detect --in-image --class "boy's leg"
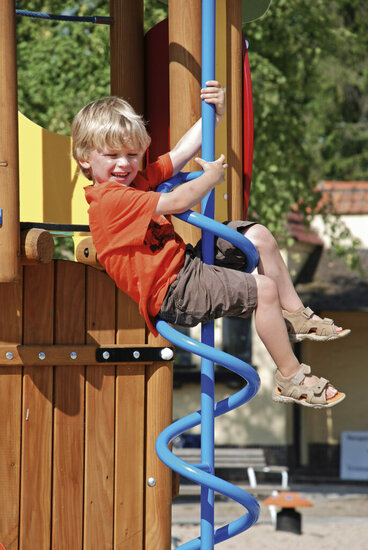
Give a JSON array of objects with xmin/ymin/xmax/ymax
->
[
  {"xmin": 242, "ymin": 224, "xmax": 343, "ymax": 331},
  {"xmin": 252, "ymin": 272, "xmax": 337, "ymax": 400}
]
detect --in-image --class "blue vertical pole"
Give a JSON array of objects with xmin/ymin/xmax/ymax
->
[{"xmin": 200, "ymin": 1, "xmax": 216, "ymax": 548}]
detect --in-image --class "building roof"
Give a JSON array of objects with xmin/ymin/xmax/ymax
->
[
  {"xmin": 284, "ymin": 181, "xmax": 368, "ymax": 311},
  {"xmin": 296, "ymin": 250, "xmax": 368, "ymax": 311},
  {"xmin": 316, "ymin": 181, "xmax": 368, "ymax": 215},
  {"xmin": 287, "ymin": 211, "xmax": 324, "ymax": 246}
]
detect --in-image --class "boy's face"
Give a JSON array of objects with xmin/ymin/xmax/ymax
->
[{"xmin": 80, "ymin": 146, "xmax": 144, "ymax": 187}]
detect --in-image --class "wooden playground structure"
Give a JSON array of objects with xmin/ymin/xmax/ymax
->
[{"xmin": 0, "ymin": 1, "xmax": 251, "ymax": 548}]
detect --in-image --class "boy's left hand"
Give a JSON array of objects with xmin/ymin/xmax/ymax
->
[{"xmin": 200, "ymin": 81, "xmax": 225, "ymax": 118}]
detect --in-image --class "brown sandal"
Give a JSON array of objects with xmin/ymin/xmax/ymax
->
[
  {"xmin": 282, "ymin": 306, "xmax": 351, "ymax": 342},
  {"xmin": 272, "ymin": 364, "xmax": 346, "ymax": 409}
]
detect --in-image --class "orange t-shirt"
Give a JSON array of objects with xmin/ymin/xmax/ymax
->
[{"xmin": 84, "ymin": 153, "xmax": 186, "ymax": 335}]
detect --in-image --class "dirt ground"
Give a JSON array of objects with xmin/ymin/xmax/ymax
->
[{"xmin": 172, "ymin": 484, "xmax": 368, "ymax": 549}]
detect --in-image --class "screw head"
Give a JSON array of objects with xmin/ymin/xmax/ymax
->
[
  {"xmin": 133, "ymin": 350, "xmax": 140, "ymax": 359},
  {"xmin": 102, "ymin": 351, "xmax": 110, "ymax": 360},
  {"xmin": 147, "ymin": 477, "xmax": 156, "ymax": 487},
  {"xmin": 38, "ymin": 352, "xmax": 46, "ymax": 360},
  {"xmin": 160, "ymin": 347, "xmax": 174, "ymax": 361},
  {"xmin": 5, "ymin": 352, "xmax": 14, "ymax": 360},
  {"xmin": 70, "ymin": 352, "xmax": 77, "ymax": 360}
]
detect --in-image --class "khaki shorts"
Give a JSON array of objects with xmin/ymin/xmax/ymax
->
[{"xmin": 159, "ymin": 220, "xmax": 258, "ymax": 327}]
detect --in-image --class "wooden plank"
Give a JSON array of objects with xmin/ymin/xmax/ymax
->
[
  {"xmin": 84, "ymin": 268, "xmax": 115, "ymax": 550},
  {"xmin": 0, "ymin": 278, "xmax": 22, "ymax": 549},
  {"xmin": 169, "ymin": 0, "xmax": 202, "ymax": 245},
  {"xmin": 114, "ymin": 290, "xmax": 146, "ymax": 550},
  {"xmin": 110, "ymin": 0, "xmax": 144, "ymax": 115},
  {"xmin": 19, "ymin": 263, "xmax": 54, "ymax": 550},
  {"xmin": 226, "ymin": 0, "xmax": 243, "ymax": 221},
  {"xmin": 145, "ymin": 332, "xmax": 173, "ymax": 550},
  {"xmin": 52, "ymin": 261, "xmax": 85, "ymax": 550},
  {"xmin": 0, "ymin": 0, "xmax": 21, "ymax": 282}
]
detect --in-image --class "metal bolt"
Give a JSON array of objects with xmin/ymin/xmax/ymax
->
[
  {"xmin": 70, "ymin": 352, "xmax": 77, "ymax": 360},
  {"xmin": 84, "ymin": 247, "xmax": 89, "ymax": 258},
  {"xmin": 133, "ymin": 350, "xmax": 140, "ymax": 359},
  {"xmin": 5, "ymin": 352, "xmax": 13, "ymax": 360},
  {"xmin": 102, "ymin": 351, "xmax": 110, "ymax": 360},
  {"xmin": 38, "ymin": 352, "xmax": 46, "ymax": 360},
  {"xmin": 147, "ymin": 477, "xmax": 156, "ymax": 487},
  {"xmin": 160, "ymin": 347, "xmax": 174, "ymax": 361}
]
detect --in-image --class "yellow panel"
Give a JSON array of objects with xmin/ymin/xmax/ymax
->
[
  {"xmin": 18, "ymin": 112, "xmax": 44, "ymax": 222},
  {"xmin": 18, "ymin": 112, "xmax": 89, "ymax": 226}
]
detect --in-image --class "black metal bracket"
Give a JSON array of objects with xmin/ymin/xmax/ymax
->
[{"xmin": 96, "ymin": 347, "xmax": 175, "ymax": 363}]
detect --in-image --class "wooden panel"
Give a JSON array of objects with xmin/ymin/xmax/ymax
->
[
  {"xmin": 114, "ymin": 291, "xmax": 145, "ymax": 549},
  {"xmin": 52, "ymin": 261, "xmax": 85, "ymax": 550},
  {"xmin": 84, "ymin": 268, "xmax": 115, "ymax": 550},
  {"xmin": 145, "ymin": 334, "xmax": 173, "ymax": 550},
  {"xmin": 169, "ymin": 0, "xmax": 202, "ymax": 245},
  {"xmin": 20, "ymin": 263, "xmax": 54, "ymax": 550},
  {"xmin": 0, "ymin": 279, "xmax": 22, "ymax": 549},
  {"xmin": 110, "ymin": 0, "xmax": 144, "ymax": 115}
]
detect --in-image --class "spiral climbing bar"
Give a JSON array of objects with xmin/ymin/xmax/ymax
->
[
  {"xmin": 155, "ymin": 322, "xmax": 260, "ymax": 549},
  {"xmin": 155, "ymin": 1, "xmax": 261, "ymax": 547}
]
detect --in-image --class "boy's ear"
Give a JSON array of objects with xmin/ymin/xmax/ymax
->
[{"xmin": 79, "ymin": 159, "xmax": 91, "ymax": 169}]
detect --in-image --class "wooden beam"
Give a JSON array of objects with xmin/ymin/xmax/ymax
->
[
  {"xmin": 145, "ymin": 332, "xmax": 173, "ymax": 550},
  {"xmin": 110, "ymin": 0, "xmax": 144, "ymax": 115},
  {"xmin": 0, "ymin": 1, "xmax": 21, "ymax": 281},
  {"xmin": 19, "ymin": 263, "xmax": 54, "ymax": 549},
  {"xmin": 21, "ymin": 228, "xmax": 54, "ymax": 265},
  {"xmin": 169, "ymin": 0, "xmax": 202, "ymax": 245},
  {"xmin": 0, "ymin": 277, "xmax": 22, "ymax": 548},
  {"xmin": 226, "ymin": 0, "xmax": 243, "ymax": 220},
  {"xmin": 75, "ymin": 237, "xmax": 103, "ymax": 270}
]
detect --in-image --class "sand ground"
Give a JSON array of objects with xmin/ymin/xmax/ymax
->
[{"xmin": 171, "ymin": 484, "xmax": 368, "ymax": 549}]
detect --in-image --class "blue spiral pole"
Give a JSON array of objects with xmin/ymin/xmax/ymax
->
[
  {"xmin": 200, "ymin": 1, "xmax": 217, "ymax": 546},
  {"xmin": 156, "ymin": 1, "xmax": 261, "ymax": 547}
]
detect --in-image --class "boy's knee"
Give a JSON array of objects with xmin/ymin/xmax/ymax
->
[
  {"xmin": 254, "ymin": 274, "xmax": 278, "ymax": 303},
  {"xmin": 247, "ymin": 224, "xmax": 277, "ymax": 253}
]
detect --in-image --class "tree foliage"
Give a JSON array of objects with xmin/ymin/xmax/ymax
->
[
  {"xmin": 15, "ymin": 1, "xmax": 367, "ymax": 266},
  {"xmin": 243, "ymin": 0, "xmax": 366, "ymax": 268},
  {"xmin": 16, "ymin": 1, "xmax": 111, "ymax": 134}
]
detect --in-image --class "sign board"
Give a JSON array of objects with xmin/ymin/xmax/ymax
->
[{"xmin": 340, "ymin": 431, "xmax": 368, "ymax": 480}]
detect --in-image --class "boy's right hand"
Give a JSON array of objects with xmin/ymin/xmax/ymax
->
[
  {"xmin": 195, "ymin": 154, "xmax": 227, "ymax": 187},
  {"xmin": 155, "ymin": 154, "xmax": 227, "ymax": 216}
]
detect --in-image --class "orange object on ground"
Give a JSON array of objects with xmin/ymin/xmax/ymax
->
[{"xmin": 264, "ymin": 491, "xmax": 313, "ymax": 508}]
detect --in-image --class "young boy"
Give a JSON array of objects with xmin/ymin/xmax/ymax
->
[{"xmin": 72, "ymin": 81, "xmax": 350, "ymax": 409}]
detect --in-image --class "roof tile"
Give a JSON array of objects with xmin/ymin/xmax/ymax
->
[{"xmin": 316, "ymin": 181, "xmax": 368, "ymax": 214}]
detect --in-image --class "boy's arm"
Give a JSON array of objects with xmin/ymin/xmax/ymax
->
[
  {"xmin": 155, "ymin": 155, "xmax": 227, "ymax": 216},
  {"xmin": 169, "ymin": 81, "xmax": 225, "ymax": 176}
]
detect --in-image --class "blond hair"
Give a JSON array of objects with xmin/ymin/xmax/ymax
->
[{"xmin": 72, "ymin": 96, "xmax": 151, "ymax": 179}]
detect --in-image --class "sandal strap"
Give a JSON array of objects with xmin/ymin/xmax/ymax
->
[
  {"xmin": 282, "ymin": 307, "xmax": 339, "ymax": 337},
  {"xmin": 275, "ymin": 364, "xmax": 330, "ymax": 405},
  {"xmin": 300, "ymin": 306, "xmax": 314, "ymax": 319},
  {"xmin": 292, "ymin": 364, "xmax": 310, "ymax": 384}
]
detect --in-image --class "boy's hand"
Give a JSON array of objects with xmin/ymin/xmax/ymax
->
[
  {"xmin": 200, "ymin": 81, "xmax": 225, "ymax": 118},
  {"xmin": 195, "ymin": 154, "xmax": 227, "ymax": 186}
]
